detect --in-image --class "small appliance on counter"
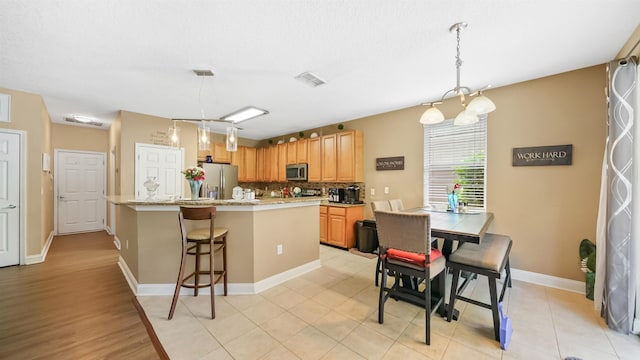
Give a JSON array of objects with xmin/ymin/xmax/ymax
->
[
  {"xmin": 343, "ymin": 185, "xmax": 363, "ymax": 204},
  {"xmin": 328, "ymin": 188, "xmax": 345, "ymax": 203}
]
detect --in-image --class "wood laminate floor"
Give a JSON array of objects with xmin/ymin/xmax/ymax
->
[{"xmin": 0, "ymin": 231, "xmax": 165, "ymax": 360}]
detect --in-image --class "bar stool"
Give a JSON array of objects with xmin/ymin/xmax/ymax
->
[
  {"xmin": 168, "ymin": 206, "xmax": 228, "ymax": 320},
  {"xmin": 446, "ymin": 233, "xmax": 512, "ymax": 341}
]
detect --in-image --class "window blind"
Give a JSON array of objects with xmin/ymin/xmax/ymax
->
[{"xmin": 423, "ymin": 117, "xmax": 487, "ymax": 209}]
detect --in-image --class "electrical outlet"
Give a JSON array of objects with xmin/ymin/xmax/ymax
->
[
  {"xmin": 384, "ymin": 186, "xmax": 389, "ymax": 194},
  {"xmin": 277, "ymin": 244, "xmax": 283, "ymax": 255},
  {"xmin": 370, "ymin": 188, "xmax": 375, "ymax": 196}
]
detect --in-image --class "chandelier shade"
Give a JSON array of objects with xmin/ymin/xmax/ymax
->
[
  {"xmin": 198, "ymin": 121, "xmax": 210, "ymax": 151},
  {"xmin": 420, "ymin": 22, "xmax": 495, "ymax": 126},
  {"xmin": 419, "ymin": 106, "xmax": 445, "ymax": 124}
]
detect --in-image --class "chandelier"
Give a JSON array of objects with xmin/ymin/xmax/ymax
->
[{"xmin": 419, "ymin": 22, "xmax": 496, "ymax": 126}]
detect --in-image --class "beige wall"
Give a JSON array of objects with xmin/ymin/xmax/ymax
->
[
  {"xmin": 51, "ymin": 123, "xmax": 109, "ymax": 153},
  {"xmin": 0, "ymin": 88, "xmax": 53, "ymax": 257},
  {"xmin": 350, "ymin": 65, "xmax": 606, "ymax": 281}
]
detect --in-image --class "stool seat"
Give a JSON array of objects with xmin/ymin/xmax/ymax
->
[
  {"xmin": 449, "ymin": 233, "xmax": 511, "ymax": 272},
  {"xmin": 187, "ymin": 227, "xmax": 229, "ymax": 241},
  {"xmin": 446, "ymin": 233, "xmax": 512, "ymax": 342}
]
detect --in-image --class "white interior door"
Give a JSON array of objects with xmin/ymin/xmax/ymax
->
[
  {"xmin": 135, "ymin": 143, "xmax": 183, "ymax": 199},
  {"xmin": 56, "ymin": 150, "xmax": 106, "ymax": 234},
  {"xmin": 0, "ymin": 131, "xmax": 20, "ymax": 267}
]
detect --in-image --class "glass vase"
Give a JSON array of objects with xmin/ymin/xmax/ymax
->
[
  {"xmin": 188, "ymin": 180, "xmax": 202, "ymax": 200},
  {"xmin": 448, "ymin": 193, "xmax": 459, "ymax": 212}
]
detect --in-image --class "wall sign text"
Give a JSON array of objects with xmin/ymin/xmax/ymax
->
[
  {"xmin": 376, "ymin": 156, "xmax": 405, "ymax": 170},
  {"xmin": 512, "ymin": 144, "xmax": 572, "ymax": 166}
]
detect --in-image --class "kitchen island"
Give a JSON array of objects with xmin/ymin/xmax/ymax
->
[{"xmin": 107, "ymin": 196, "xmax": 324, "ymax": 296}]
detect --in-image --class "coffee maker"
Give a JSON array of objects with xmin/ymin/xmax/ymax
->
[
  {"xmin": 343, "ymin": 185, "xmax": 362, "ymax": 204},
  {"xmin": 328, "ymin": 188, "xmax": 345, "ymax": 203}
]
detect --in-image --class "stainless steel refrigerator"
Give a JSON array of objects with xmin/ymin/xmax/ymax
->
[{"xmin": 199, "ymin": 163, "xmax": 239, "ymax": 199}]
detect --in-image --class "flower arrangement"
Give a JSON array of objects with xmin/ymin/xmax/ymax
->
[
  {"xmin": 447, "ymin": 183, "xmax": 462, "ymax": 195},
  {"xmin": 182, "ymin": 166, "xmax": 205, "ymax": 181}
]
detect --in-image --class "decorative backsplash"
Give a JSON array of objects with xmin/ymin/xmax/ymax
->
[{"xmin": 239, "ymin": 181, "xmax": 366, "ymax": 201}]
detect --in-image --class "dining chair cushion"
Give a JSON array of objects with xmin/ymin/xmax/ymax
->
[
  {"xmin": 387, "ymin": 251, "xmax": 446, "ymax": 275},
  {"xmin": 448, "ymin": 233, "xmax": 511, "ymax": 272},
  {"xmin": 187, "ymin": 227, "xmax": 229, "ymax": 241},
  {"xmin": 386, "ymin": 248, "xmax": 442, "ymax": 267}
]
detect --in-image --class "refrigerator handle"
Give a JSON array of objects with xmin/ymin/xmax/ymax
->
[{"xmin": 220, "ymin": 167, "xmax": 225, "ymax": 198}]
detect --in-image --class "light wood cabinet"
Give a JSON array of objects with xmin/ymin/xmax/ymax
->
[
  {"xmin": 256, "ymin": 147, "xmax": 265, "ymax": 182},
  {"xmin": 307, "ymin": 137, "xmax": 321, "ymax": 182},
  {"xmin": 232, "ymin": 146, "xmax": 245, "ymax": 180},
  {"xmin": 321, "ymin": 205, "xmax": 363, "ymax": 249},
  {"xmin": 277, "ymin": 143, "xmax": 287, "ymax": 182},
  {"xmin": 297, "ymin": 138, "xmax": 308, "ymax": 164},
  {"xmin": 319, "ymin": 205, "xmax": 328, "ymax": 244},
  {"xmin": 337, "ymin": 130, "xmax": 363, "ymax": 182},
  {"xmin": 269, "ymin": 145, "xmax": 279, "ymax": 182},
  {"xmin": 321, "ymin": 134, "xmax": 337, "ymax": 182},
  {"xmin": 212, "ymin": 143, "xmax": 232, "ymax": 164},
  {"xmin": 244, "ymin": 147, "xmax": 257, "ymax": 182},
  {"xmin": 198, "ymin": 142, "xmax": 232, "ymax": 164},
  {"xmin": 286, "ymin": 142, "xmax": 297, "ymax": 165}
]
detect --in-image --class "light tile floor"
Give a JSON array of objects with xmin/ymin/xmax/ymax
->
[{"xmin": 138, "ymin": 245, "xmax": 640, "ymax": 360}]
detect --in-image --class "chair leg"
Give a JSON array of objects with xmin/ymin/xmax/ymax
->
[
  {"xmin": 378, "ymin": 260, "xmax": 387, "ymax": 324},
  {"xmin": 447, "ymin": 267, "xmax": 460, "ymax": 322},
  {"xmin": 168, "ymin": 247, "xmax": 187, "ymax": 320},
  {"xmin": 194, "ymin": 243, "xmax": 201, "ymax": 296},
  {"xmin": 209, "ymin": 241, "xmax": 216, "ymax": 319},
  {"xmin": 506, "ymin": 258, "xmax": 512, "ymax": 288},
  {"xmin": 222, "ymin": 236, "xmax": 228, "ymax": 296},
  {"xmin": 424, "ymin": 269, "xmax": 431, "ymax": 345},
  {"xmin": 488, "ymin": 276, "xmax": 500, "ymax": 341},
  {"xmin": 375, "ymin": 253, "xmax": 381, "ymax": 287}
]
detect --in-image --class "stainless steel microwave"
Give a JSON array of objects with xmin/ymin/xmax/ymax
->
[{"xmin": 286, "ymin": 163, "xmax": 308, "ymax": 181}]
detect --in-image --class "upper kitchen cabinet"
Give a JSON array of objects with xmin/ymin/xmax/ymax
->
[
  {"xmin": 197, "ymin": 142, "xmax": 232, "ymax": 164},
  {"xmin": 269, "ymin": 144, "xmax": 279, "ymax": 182},
  {"xmin": 277, "ymin": 143, "xmax": 287, "ymax": 182},
  {"xmin": 286, "ymin": 141, "xmax": 297, "ymax": 165},
  {"xmin": 244, "ymin": 146, "xmax": 257, "ymax": 182},
  {"xmin": 297, "ymin": 138, "xmax": 308, "ymax": 164},
  {"xmin": 256, "ymin": 147, "xmax": 265, "ymax": 182},
  {"xmin": 212, "ymin": 143, "xmax": 232, "ymax": 164},
  {"xmin": 336, "ymin": 130, "xmax": 363, "ymax": 182},
  {"xmin": 233, "ymin": 146, "xmax": 257, "ymax": 182},
  {"xmin": 307, "ymin": 137, "xmax": 321, "ymax": 182},
  {"xmin": 321, "ymin": 134, "xmax": 337, "ymax": 182}
]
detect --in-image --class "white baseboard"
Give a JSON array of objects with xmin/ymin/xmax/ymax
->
[
  {"xmin": 511, "ymin": 268, "xmax": 585, "ymax": 294},
  {"xmin": 113, "ymin": 235, "xmax": 121, "ymax": 250},
  {"xmin": 120, "ymin": 256, "xmax": 321, "ymax": 297},
  {"xmin": 105, "ymin": 225, "xmax": 113, "ymax": 235},
  {"xmin": 25, "ymin": 231, "xmax": 54, "ymax": 265}
]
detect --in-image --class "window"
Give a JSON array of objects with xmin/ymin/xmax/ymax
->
[{"xmin": 423, "ymin": 118, "xmax": 487, "ymax": 209}]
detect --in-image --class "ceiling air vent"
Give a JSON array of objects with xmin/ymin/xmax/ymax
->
[
  {"xmin": 295, "ymin": 71, "xmax": 326, "ymax": 87},
  {"xmin": 64, "ymin": 116, "xmax": 103, "ymax": 127},
  {"xmin": 193, "ymin": 69, "xmax": 214, "ymax": 77}
]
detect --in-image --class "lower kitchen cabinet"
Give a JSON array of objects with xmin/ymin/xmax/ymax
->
[{"xmin": 320, "ymin": 205, "xmax": 364, "ymax": 249}]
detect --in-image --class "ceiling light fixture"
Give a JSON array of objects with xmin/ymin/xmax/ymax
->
[
  {"xmin": 221, "ymin": 106, "xmax": 269, "ymax": 123},
  {"xmin": 168, "ymin": 120, "xmax": 180, "ymax": 148},
  {"xmin": 226, "ymin": 126, "xmax": 238, "ymax": 152},
  {"xmin": 419, "ymin": 22, "xmax": 496, "ymax": 126},
  {"xmin": 194, "ymin": 69, "xmax": 214, "ymax": 151}
]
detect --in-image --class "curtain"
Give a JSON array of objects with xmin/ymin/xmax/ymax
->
[{"xmin": 596, "ymin": 57, "xmax": 637, "ymax": 334}]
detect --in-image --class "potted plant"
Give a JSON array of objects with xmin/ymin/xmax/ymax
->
[{"xmin": 579, "ymin": 238, "xmax": 596, "ymax": 300}]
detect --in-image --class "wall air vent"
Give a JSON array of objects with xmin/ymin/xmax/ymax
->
[
  {"xmin": 294, "ymin": 71, "xmax": 326, "ymax": 87},
  {"xmin": 64, "ymin": 116, "xmax": 103, "ymax": 127},
  {"xmin": 193, "ymin": 69, "xmax": 214, "ymax": 77}
]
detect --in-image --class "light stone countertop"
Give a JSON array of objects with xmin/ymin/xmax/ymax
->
[{"xmin": 105, "ymin": 195, "xmax": 329, "ymax": 206}]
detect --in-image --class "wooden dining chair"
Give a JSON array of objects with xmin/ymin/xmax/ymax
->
[{"xmin": 374, "ymin": 210, "xmax": 446, "ymax": 345}]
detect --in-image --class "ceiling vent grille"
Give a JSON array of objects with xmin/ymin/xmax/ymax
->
[
  {"xmin": 64, "ymin": 117, "xmax": 103, "ymax": 127},
  {"xmin": 295, "ymin": 71, "xmax": 326, "ymax": 87},
  {"xmin": 193, "ymin": 69, "xmax": 214, "ymax": 77}
]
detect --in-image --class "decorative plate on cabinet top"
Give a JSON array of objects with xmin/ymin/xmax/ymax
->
[
  {"xmin": 277, "ymin": 139, "xmax": 284, "ymax": 144},
  {"xmin": 289, "ymin": 137, "xmax": 297, "ymax": 142},
  {"xmin": 309, "ymin": 132, "xmax": 319, "ymax": 138}
]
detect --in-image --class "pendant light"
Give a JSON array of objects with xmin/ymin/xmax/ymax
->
[
  {"xmin": 419, "ymin": 22, "xmax": 496, "ymax": 126},
  {"xmin": 226, "ymin": 126, "xmax": 238, "ymax": 152},
  {"xmin": 198, "ymin": 121, "xmax": 209, "ymax": 151},
  {"xmin": 168, "ymin": 121, "xmax": 180, "ymax": 148}
]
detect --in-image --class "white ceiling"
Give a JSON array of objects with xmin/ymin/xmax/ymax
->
[{"xmin": 1, "ymin": 1, "xmax": 639, "ymax": 140}]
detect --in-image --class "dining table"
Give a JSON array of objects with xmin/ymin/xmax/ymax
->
[{"xmin": 372, "ymin": 207, "xmax": 495, "ymax": 318}]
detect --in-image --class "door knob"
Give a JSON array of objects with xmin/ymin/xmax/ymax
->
[{"xmin": 2, "ymin": 205, "xmax": 16, "ymax": 209}]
